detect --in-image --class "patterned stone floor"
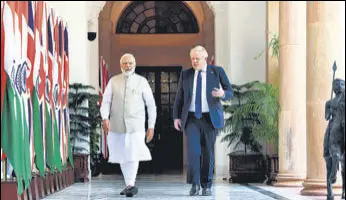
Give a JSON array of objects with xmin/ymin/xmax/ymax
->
[{"xmin": 42, "ymin": 174, "xmax": 337, "ymax": 200}]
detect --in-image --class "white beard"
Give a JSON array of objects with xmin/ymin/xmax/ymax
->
[{"xmin": 121, "ymin": 67, "xmax": 135, "ymax": 77}]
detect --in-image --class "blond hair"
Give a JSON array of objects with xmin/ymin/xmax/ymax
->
[{"xmin": 190, "ymin": 45, "xmax": 208, "ymax": 58}]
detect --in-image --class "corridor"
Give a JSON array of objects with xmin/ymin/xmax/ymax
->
[{"xmin": 42, "ymin": 174, "xmax": 324, "ymax": 200}]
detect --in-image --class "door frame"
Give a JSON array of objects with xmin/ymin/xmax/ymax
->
[{"xmin": 136, "ymin": 66, "xmax": 184, "ymax": 174}]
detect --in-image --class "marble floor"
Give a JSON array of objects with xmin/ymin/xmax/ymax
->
[{"xmin": 42, "ymin": 174, "xmax": 334, "ymax": 200}]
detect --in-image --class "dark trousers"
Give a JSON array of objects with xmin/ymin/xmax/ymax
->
[{"xmin": 185, "ymin": 112, "xmax": 217, "ymax": 188}]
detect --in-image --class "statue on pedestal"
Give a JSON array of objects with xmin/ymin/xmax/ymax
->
[{"xmin": 323, "ymin": 62, "xmax": 345, "ymax": 200}]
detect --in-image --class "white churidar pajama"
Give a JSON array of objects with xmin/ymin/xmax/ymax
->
[{"xmin": 120, "ymin": 161, "xmax": 139, "ymax": 186}]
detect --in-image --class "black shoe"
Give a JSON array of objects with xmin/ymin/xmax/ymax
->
[
  {"xmin": 125, "ymin": 186, "xmax": 138, "ymax": 197},
  {"xmin": 120, "ymin": 187, "xmax": 129, "ymax": 195},
  {"xmin": 202, "ymin": 188, "xmax": 212, "ymax": 196},
  {"xmin": 327, "ymin": 194, "xmax": 334, "ymax": 200},
  {"xmin": 189, "ymin": 185, "xmax": 200, "ymax": 196}
]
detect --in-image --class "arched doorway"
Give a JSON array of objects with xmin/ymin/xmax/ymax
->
[{"xmin": 99, "ymin": 1, "xmax": 215, "ymax": 174}]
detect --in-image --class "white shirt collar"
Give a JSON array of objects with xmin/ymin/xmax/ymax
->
[{"xmin": 195, "ymin": 64, "xmax": 207, "ymax": 72}]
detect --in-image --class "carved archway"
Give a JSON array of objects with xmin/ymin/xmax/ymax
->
[{"xmin": 98, "ymin": 1, "xmax": 216, "ymax": 174}]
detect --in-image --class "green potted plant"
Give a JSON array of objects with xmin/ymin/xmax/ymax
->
[
  {"xmin": 253, "ymin": 33, "xmax": 280, "ymax": 184},
  {"xmin": 68, "ymin": 83, "xmax": 100, "ymax": 182},
  {"xmin": 87, "ymin": 94, "xmax": 104, "ymax": 177},
  {"xmin": 249, "ymin": 83, "xmax": 279, "ymax": 150},
  {"xmin": 254, "ymin": 33, "xmax": 279, "ymax": 61},
  {"xmin": 222, "ymin": 81, "xmax": 279, "ymax": 183},
  {"xmin": 249, "ymin": 82, "xmax": 279, "ymax": 185}
]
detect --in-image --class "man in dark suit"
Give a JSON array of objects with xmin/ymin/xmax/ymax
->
[{"xmin": 173, "ymin": 45, "xmax": 233, "ymax": 196}]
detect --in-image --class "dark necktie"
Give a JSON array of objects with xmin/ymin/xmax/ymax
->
[{"xmin": 195, "ymin": 70, "xmax": 202, "ymax": 119}]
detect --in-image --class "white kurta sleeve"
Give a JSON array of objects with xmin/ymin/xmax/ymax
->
[
  {"xmin": 100, "ymin": 81, "xmax": 113, "ymax": 120},
  {"xmin": 142, "ymin": 79, "xmax": 157, "ymax": 129}
]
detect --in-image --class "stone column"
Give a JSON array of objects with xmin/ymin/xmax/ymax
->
[
  {"xmin": 265, "ymin": 1, "xmax": 279, "ymax": 156},
  {"xmin": 274, "ymin": 1, "xmax": 307, "ymax": 187},
  {"xmin": 266, "ymin": 1, "xmax": 279, "ymax": 87},
  {"xmin": 301, "ymin": 1, "xmax": 344, "ymax": 196}
]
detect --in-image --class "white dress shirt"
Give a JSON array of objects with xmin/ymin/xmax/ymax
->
[{"xmin": 189, "ymin": 64, "xmax": 209, "ymax": 113}]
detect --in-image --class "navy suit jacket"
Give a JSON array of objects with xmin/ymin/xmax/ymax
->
[{"xmin": 173, "ymin": 65, "xmax": 233, "ymax": 132}]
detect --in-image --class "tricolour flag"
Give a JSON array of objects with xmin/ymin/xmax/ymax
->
[
  {"xmin": 53, "ymin": 13, "xmax": 62, "ymax": 172},
  {"xmin": 16, "ymin": 0, "xmax": 32, "ymax": 192},
  {"xmin": 2, "ymin": 1, "xmax": 32, "ymax": 194},
  {"xmin": 31, "ymin": 0, "xmax": 45, "ymax": 176},
  {"xmin": 24, "ymin": 0, "xmax": 39, "ymax": 175}
]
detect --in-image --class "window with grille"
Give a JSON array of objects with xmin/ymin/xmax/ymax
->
[{"xmin": 116, "ymin": 1, "xmax": 199, "ymax": 34}]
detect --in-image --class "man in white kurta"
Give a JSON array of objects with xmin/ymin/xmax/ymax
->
[{"xmin": 100, "ymin": 53, "xmax": 157, "ymax": 197}]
